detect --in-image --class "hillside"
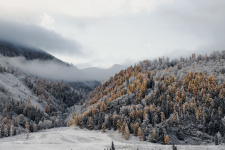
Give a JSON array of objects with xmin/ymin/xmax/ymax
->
[
  {"xmin": 1, "ymin": 45, "xmax": 225, "ymax": 147},
  {"xmin": 0, "ymin": 40, "xmax": 65, "ymax": 64},
  {"xmin": 69, "ymin": 81, "xmax": 101, "ymax": 95},
  {"xmin": 71, "ymin": 51, "xmax": 225, "ymax": 145},
  {"xmin": 0, "ymin": 43, "xmax": 122, "ymax": 140},
  {"xmin": 0, "ymin": 56, "xmax": 84, "ymax": 138}
]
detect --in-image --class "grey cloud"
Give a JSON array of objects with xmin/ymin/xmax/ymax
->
[{"xmin": 0, "ymin": 20, "xmax": 81, "ymax": 55}]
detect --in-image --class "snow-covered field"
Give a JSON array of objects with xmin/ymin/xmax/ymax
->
[{"xmin": 0, "ymin": 127, "xmax": 224, "ymax": 150}]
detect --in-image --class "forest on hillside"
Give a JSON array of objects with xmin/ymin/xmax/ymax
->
[
  {"xmin": 1, "ymin": 50, "xmax": 225, "ymax": 145},
  {"xmin": 71, "ymin": 51, "xmax": 225, "ymax": 145},
  {"xmin": 0, "ymin": 65, "xmax": 83, "ymax": 138}
]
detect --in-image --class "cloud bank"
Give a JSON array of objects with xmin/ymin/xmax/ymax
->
[
  {"xmin": 0, "ymin": 0, "xmax": 225, "ymax": 68},
  {"xmin": 0, "ymin": 56, "xmax": 126, "ymax": 82}
]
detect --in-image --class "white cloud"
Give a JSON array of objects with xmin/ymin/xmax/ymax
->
[
  {"xmin": 40, "ymin": 13, "xmax": 55, "ymax": 30},
  {"xmin": 0, "ymin": 0, "xmax": 172, "ymax": 18}
]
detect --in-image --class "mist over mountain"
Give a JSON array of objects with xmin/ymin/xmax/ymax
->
[
  {"xmin": 0, "ymin": 40, "xmax": 127, "ymax": 82},
  {"xmin": 0, "ymin": 40, "xmax": 65, "ymax": 63}
]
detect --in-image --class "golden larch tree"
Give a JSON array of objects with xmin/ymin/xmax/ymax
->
[
  {"xmin": 137, "ymin": 127, "xmax": 143, "ymax": 140},
  {"xmin": 164, "ymin": 135, "xmax": 170, "ymax": 145},
  {"xmin": 124, "ymin": 123, "xmax": 130, "ymax": 140}
]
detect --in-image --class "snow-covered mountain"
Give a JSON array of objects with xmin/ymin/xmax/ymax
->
[
  {"xmin": 71, "ymin": 51, "xmax": 225, "ymax": 145},
  {"xmin": 0, "ymin": 59, "xmax": 83, "ymax": 138},
  {"xmin": 0, "ymin": 40, "xmax": 128, "ymax": 140},
  {"xmin": 1, "ymin": 40, "xmax": 225, "ymax": 148}
]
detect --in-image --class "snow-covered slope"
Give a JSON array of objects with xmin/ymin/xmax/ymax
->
[
  {"xmin": 0, "ymin": 54, "xmax": 84, "ymax": 137},
  {"xmin": 0, "ymin": 72, "xmax": 43, "ymax": 110},
  {"xmin": 0, "ymin": 127, "xmax": 224, "ymax": 150}
]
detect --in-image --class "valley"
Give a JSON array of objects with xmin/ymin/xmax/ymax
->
[
  {"xmin": 0, "ymin": 127, "xmax": 224, "ymax": 150},
  {"xmin": 0, "ymin": 41, "xmax": 225, "ymax": 149}
]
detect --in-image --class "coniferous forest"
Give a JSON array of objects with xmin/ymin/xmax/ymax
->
[
  {"xmin": 72, "ymin": 51, "xmax": 225, "ymax": 145},
  {"xmin": 0, "ymin": 48, "xmax": 225, "ymax": 146}
]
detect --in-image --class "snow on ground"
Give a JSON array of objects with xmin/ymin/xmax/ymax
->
[
  {"xmin": 0, "ymin": 127, "xmax": 224, "ymax": 150},
  {"xmin": 0, "ymin": 72, "xmax": 44, "ymax": 110}
]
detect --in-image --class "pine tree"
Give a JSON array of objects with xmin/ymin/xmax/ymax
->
[
  {"xmin": 0, "ymin": 127, "xmax": 1, "ymax": 138},
  {"xmin": 74, "ymin": 116, "xmax": 78, "ymax": 126},
  {"xmin": 111, "ymin": 141, "xmax": 115, "ymax": 150},
  {"xmin": 25, "ymin": 122, "xmax": 29, "ymax": 139},
  {"xmin": 4, "ymin": 124, "xmax": 8, "ymax": 137},
  {"xmin": 33, "ymin": 123, "xmax": 38, "ymax": 132},
  {"xmin": 117, "ymin": 120, "xmax": 121, "ymax": 133},
  {"xmin": 133, "ymin": 122, "xmax": 139, "ymax": 136},
  {"xmin": 10, "ymin": 123, "xmax": 14, "ymax": 137},
  {"xmin": 45, "ymin": 104, "xmax": 50, "ymax": 114},
  {"xmin": 67, "ymin": 119, "xmax": 72, "ymax": 127},
  {"xmin": 215, "ymin": 134, "xmax": 219, "ymax": 145},
  {"xmin": 27, "ymin": 96, "xmax": 30, "ymax": 105},
  {"xmin": 172, "ymin": 143, "xmax": 177, "ymax": 150},
  {"xmin": 88, "ymin": 117, "xmax": 94, "ymax": 130},
  {"xmin": 26, "ymin": 130, "xmax": 29, "ymax": 139},
  {"xmin": 121, "ymin": 120, "xmax": 126, "ymax": 136},
  {"xmin": 161, "ymin": 112, "xmax": 165, "ymax": 123},
  {"xmin": 18, "ymin": 127, "xmax": 21, "ymax": 134},
  {"xmin": 124, "ymin": 123, "xmax": 130, "ymax": 140},
  {"xmin": 102, "ymin": 123, "xmax": 106, "ymax": 132},
  {"xmin": 152, "ymin": 129, "xmax": 156, "ymax": 141},
  {"xmin": 137, "ymin": 127, "xmax": 143, "ymax": 140}
]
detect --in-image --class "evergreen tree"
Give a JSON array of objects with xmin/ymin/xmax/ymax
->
[
  {"xmin": 111, "ymin": 141, "xmax": 115, "ymax": 150},
  {"xmin": 215, "ymin": 134, "xmax": 219, "ymax": 145},
  {"xmin": 172, "ymin": 143, "xmax": 177, "ymax": 150}
]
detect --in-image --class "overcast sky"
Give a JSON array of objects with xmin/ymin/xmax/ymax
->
[{"xmin": 0, "ymin": 0, "xmax": 224, "ymax": 68}]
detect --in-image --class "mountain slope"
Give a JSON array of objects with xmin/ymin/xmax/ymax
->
[
  {"xmin": 72, "ymin": 51, "xmax": 225, "ymax": 145},
  {"xmin": 0, "ymin": 57, "xmax": 84, "ymax": 138},
  {"xmin": 69, "ymin": 81, "xmax": 101, "ymax": 94}
]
